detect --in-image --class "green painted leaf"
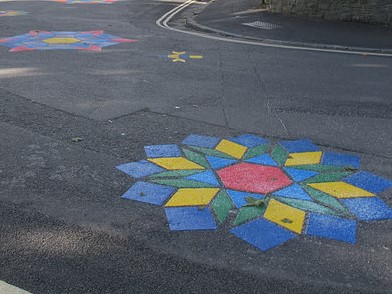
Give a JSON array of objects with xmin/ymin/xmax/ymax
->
[
  {"xmin": 243, "ymin": 144, "xmax": 269, "ymax": 160},
  {"xmin": 149, "ymin": 179, "xmax": 215, "ymax": 188},
  {"xmin": 233, "ymin": 206, "xmax": 265, "ymax": 226},
  {"xmin": 188, "ymin": 146, "xmax": 235, "ymax": 159},
  {"xmin": 301, "ymin": 185, "xmax": 350, "ymax": 214},
  {"xmin": 281, "ymin": 218, "xmax": 293, "ymax": 224},
  {"xmin": 271, "ymin": 144, "xmax": 288, "ymax": 165},
  {"xmin": 304, "ymin": 172, "xmax": 353, "ymax": 184},
  {"xmin": 212, "ymin": 190, "xmax": 233, "ymax": 224},
  {"xmin": 272, "ymin": 196, "xmax": 342, "ymax": 217},
  {"xmin": 149, "ymin": 170, "xmax": 203, "ymax": 178},
  {"xmin": 244, "ymin": 196, "xmax": 265, "ymax": 208},
  {"xmin": 182, "ymin": 149, "xmax": 210, "ymax": 168}
]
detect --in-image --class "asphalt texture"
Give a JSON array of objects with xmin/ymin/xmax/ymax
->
[
  {"xmin": 194, "ymin": 0, "xmax": 392, "ymax": 50},
  {"xmin": 0, "ymin": 0, "xmax": 391, "ymax": 293}
]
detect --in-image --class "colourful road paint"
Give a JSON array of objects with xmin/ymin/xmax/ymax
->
[
  {"xmin": 55, "ymin": 0, "xmax": 116, "ymax": 4},
  {"xmin": 162, "ymin": 51, "xmax": 203, "ymax": 62},
  {"xmin": 217, "ymin": 163, "xmax": 292, "ymax": 194},
  {"xmin": 117, "ymin": 134, "xmax": 392, "ymax": 252},
  {"xmin": 0, "ymin": 30, "xmax": 137, "ymax": 52},
  {"xmin": 0, "ymin": 10, "xmax": 28, "ymax": 17}
]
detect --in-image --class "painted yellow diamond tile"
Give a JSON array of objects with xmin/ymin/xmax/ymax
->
[
  {"xmin": 148, "ymin": 157, "xmax": 205, "ymax": 170},
  {"xmin": 285, "ymin": 151, "xmax": 322, "ymax": 166},
  {"xmin": 43, "ymin": 37, "xmax": 80, "ymax": 44},
  {"xmin": 0, "ymin": 10, "xmax": 28, "ymax": 17},
  {"xmin": 165, "ymin": 188, "xmax": 220, "ymax": 207},
  {"xmin": 56, "ymin": 0, "xmax": 117, "ymax": 4},
  {"xmin": 117, "ymin": 134, "xmax": 392, "ymax": 252},
  {"xmin": 215, "ymin": 139, "xmax": 247, "ymax": 159},
  {"xmin": 308, "ymin": 182, "xmax": 375, "ymax": 198},
  {"xmin": 0, "ymin": 31, "xmax": 137, "ymax": 52},
  {"xmin": 264, "ymin": 199, "xmax": 306, "ymax": 233}
]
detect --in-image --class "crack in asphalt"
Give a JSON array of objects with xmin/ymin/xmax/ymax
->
[{"xmin": 217, "ymin": 48, "xmax": 229, "ymax": 126}]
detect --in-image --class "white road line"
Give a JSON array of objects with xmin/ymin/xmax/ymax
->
[
  {"xmin": 156, "ymin": 0, "xmax": 392, "ymax": 57},
  {"xmin": 156, "ymin": 0, "xmax": 194, "ymax": 29}
]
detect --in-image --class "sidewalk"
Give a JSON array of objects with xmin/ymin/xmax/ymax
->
[{"xmin": 191, "ymin": 0, "xmax": 392, "ymax": 52}]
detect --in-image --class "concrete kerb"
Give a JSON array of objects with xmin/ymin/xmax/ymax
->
[
  {"xmin": 187, "ymin": 20, "xmax": 392, "ymax": 55},
  {"xmin": 186, "ymin": 14, "xmax": 392, "ymax": 55}
]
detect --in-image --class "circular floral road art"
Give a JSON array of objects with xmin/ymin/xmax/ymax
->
[
  {"xmin": 117, "ymin": 134, "xmax": 392, "ymax": 251},
  {"xmin": 55, "ymin": 0, "xmax": 116, "ymax": 3},
  {"xmin": 0, "ymin": 10, "xmax": 28, "ymax": 17},
  {"xmin": 0, "ymin": 30, "xmax": 136, "ymax": 52}
]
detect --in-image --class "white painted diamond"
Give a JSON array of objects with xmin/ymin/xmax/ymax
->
[{"xmin": 242, "ymin": 21, "xmax": 281, "ymax": 30}]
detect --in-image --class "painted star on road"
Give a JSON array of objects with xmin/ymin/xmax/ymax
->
[
  {"xmin": 0, "ymin": 10, "xmax": 28, "ymax": 17},
  {"xmin": 55, "ymin": 0, "xmax": 116, "ymax": 4}
]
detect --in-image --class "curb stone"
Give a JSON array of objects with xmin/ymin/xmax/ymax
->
[{"xmin": 184, "ymin": 5, "xmax": 392, "ymax": 55}]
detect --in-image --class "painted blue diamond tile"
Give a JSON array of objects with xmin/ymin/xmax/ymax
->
[
  {"xmin": 117, "ymin": 133, "xmax": 392, "ymax": 252},
  {"xmin": 207, "ymin": 156, "xmax": 237, "ymax": 169},
  {"xmin": 322, "ymin": 152, "xmax": 360, "ymax": 169},
  {"xmin": 280, "ymin": 139, "xmax": 320, "ymax": 153},
  {"xmin": 230, "ymin": 218, "xmax": 296, "ymax": 251},
  {"xmin": 144, "ymin": 144, "xmax": 181, "ymax": 158},
  {"xmin": 229, "ymin": 134, "xmax": 268, "ymax": 147},
  {"xmin": 226, "ymin": 190, "xmax": 264, "ymax": 208},
  {"xmin": 342, "ymin": 197, "xmax": 392, "ymax": 221},
  {"xmin": 186, "ymin": 170, "xmax": 220, "ymax": 186},
  {"xmin": 116, "ymin": 160, "xmax": 164, "ymax": 178},
  {"xmin": 306, "ymin": 213, "xmax": 356, "ymax": 243},
  {"xmin": 245, "ymin": 154, "xmax": 278, "ymax": 166},
  {"xmin": 273, "ymin": 184, "xmax": 312, "ymax": 201},
  {"xmin": 165, "ymin": 207, "xmax": 217, "ymax": 230},
  {"xmin": 0, "ymin": 30, "xmax": 136, "ymax": 52},
  {"xmin": 284, "ymin": 167, "xmax": 318, "ymax": 182},
  {"xmin": 182, "ymin": 134, "xmax": 220, "ymax": 148},
  {"xmin": 121, "ymin": 181, "xmax": 175, "ymax": 205},
  {"xmin": 344, "ymin": 171, "xmax": 392, "ymax": 194}
]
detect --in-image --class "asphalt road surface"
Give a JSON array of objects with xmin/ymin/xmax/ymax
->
[{"xmin": 0, "ymin": 0, "xmax": 391, "ymax": 293}]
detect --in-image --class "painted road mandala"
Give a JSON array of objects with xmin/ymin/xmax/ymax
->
[
  {"xmin": 117, "ymin": 134, "xmax": 392, "ymax": 251},
  {"xmin": 0, "ymin": 30, "xmax": 136, "ymax": 52},
  {"xmin": 55, "ymin": 0, "xmax": 116, "ymax": 4},
  {"xmin": 0, "ymin": 10, "xmax": 28, "ymax": 17}
]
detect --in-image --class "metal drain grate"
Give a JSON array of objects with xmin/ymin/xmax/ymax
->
[{"xmin": 242, "ymin": 21, "xmax": 281, "ymax": 30}]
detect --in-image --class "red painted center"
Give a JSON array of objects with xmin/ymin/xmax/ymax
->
[{"xmin": 217, "ymin": 162, "xmax": 292, "ymax": 194}]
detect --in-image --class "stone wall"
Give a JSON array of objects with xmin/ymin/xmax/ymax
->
[{"xmin": 269, "ymin": 0, "xmax": 392, "ymax": 25}]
